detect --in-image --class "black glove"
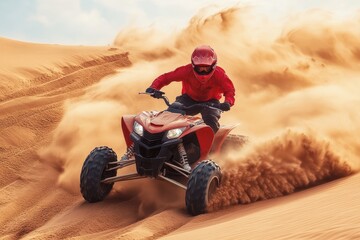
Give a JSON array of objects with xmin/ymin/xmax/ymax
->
[
  {"xmin": 219, "ymin": 102, "xmax": 231, "ymax": 111},
  {"xmin": 145, "ymin": 87, "xmax": 163, "ymax": 99}
]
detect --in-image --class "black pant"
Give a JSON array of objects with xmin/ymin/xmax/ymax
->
[{"xmin": 169, "ymin": 94, "xmax": 221, "ymax": 133}]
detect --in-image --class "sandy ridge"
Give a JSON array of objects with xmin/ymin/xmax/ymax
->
[
  {"xmin": 0, "ymin": 53, "xmax": 130, "ymax": 103},
  {"xmin": 0, "ymin": 50, "xmax": 132, "ymax": 219}
]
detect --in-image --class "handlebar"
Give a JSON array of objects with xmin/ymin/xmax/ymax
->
[
  {"xmin": 139, "ymin": 92, "xmax": 222, "ymax": 112},
  {"xmin": 139, "ymin": 92, "xmax": 171, "ymax": 106}
]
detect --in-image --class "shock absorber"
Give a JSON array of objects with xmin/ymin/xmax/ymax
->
[
  {"xmin": 177, "ymin": 143, "xmax": 191, "ymax": 171},
  {"xmin": 121, "ymin": 143, "xmax": 135, "ymax": 161}
]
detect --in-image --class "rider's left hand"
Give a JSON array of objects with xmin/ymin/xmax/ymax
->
[
  {"xmin": 145, "ymin": 87, "xmax": 155, "ymax": 94},
  {"xmin": 146, "ymin": 87, "xmax": 163, "ymax": 99},
  {"xmin": 219, "ymin": 102, "xmax": 231, "ymax": 111}
]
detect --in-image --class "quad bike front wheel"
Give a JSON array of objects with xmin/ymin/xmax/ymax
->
[
  {"xmin": 185, "ymin": 160, "xmax": 221, "ymax": 215},
  {"xmin": 80, "ymin": 146, "xmax": 117, "ymax": 202}
]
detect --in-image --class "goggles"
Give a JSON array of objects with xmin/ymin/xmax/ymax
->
[{"xmin": 193, "ymin": 65, "xmax": 215, "ymax": 75}]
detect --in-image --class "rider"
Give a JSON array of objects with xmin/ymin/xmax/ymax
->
[{"xmin": 145, "ymin": 45, "xmax": 236, "ymax": 133}]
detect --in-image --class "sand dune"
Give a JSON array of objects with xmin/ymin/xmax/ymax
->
[{"xmin": 1, "ymin": 6, "xmax": 360, "ymax": 240}]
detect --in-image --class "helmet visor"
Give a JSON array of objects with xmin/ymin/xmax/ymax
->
[{"xmin": 194, "ymin": 65, "xmax": 214, "ymax": 75}]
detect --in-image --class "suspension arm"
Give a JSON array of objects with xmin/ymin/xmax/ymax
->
[
  {"xmin": 106, "ymin": 159, "xmax": 136, "ymax": 171},
  {"xmin": 101, "ymin": 173, "xmax": 145, "ymax": 184}
]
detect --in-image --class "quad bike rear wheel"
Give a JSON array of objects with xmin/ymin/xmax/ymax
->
[
  {"xmin": 185, "ymin": 160, "xmax": 221, "ymax": 215},
  {"xmin": 80, "ymin": 146, "xmax": 117, "ymax": 202}
]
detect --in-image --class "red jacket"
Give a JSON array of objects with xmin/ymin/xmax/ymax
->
[{"xmin": 150, "ymin": 64, "xmax": 235, "ymax": 106}]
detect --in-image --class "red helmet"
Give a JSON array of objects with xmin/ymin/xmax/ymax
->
[{"xmin": 191, "ymin": 45, "xmax": 217, "ymax": 84}]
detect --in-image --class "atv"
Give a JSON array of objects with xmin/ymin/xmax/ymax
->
[{"xmin": 80, "ymin": 91, "xmax": 246, "ymax": 215}]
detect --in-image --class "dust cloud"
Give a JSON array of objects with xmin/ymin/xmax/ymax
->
[
  {"xmin": 208, "ymin": 131, "xmax": 352, "ymax": 211},
  {"xmin": 40, "ymin": 6, "xmax": 360, "ymax": 212}
]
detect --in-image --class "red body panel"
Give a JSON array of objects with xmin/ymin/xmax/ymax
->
[
  {"xmin": 210, "ymin": 124, "xmax": 240, "ymax": 155},
  {"xmin": 121, "ymin": 115, "xmax": 136, "ymax": 148},
  {"xmin": 122, "ymin": 110, "xmax": 237, "ymax": 160},
  {"xmin": 133, "ymin": 110, "xmax": 216, "ymax": 159},
  {"xmin": 181, "ymin": 125, "xmax": 214, "ymax": 160},
  {"xmin": 135, "ymin": 111, "xmax": 202, "ymax": 133}
]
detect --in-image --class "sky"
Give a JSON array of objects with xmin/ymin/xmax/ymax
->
[{"xmin": 0, "ymin": 0, "xmax": 359, "ymax": 45}]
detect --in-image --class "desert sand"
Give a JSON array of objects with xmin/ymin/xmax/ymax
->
[{"xmin": 1, "ymin": 7, "xmax": 360, "ymax": 240}]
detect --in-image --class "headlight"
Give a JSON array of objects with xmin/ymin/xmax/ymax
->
[
  {"xmin": 166, "ymin": 127, "xmax": 185, "ymax": 139},
  {"xmin": 133, "ymin": 121, "xmax": 144, "ymax": 136}
]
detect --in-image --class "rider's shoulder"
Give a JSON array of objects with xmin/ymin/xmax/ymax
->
[
  {"xmin": 213, "ymin": 66, "xmax": 226, "ymax": 77},
  {"xmin": 215, "ymin": 65, "xmax": 225, "ymax": 73},
  {"xmin": 174, "ymin": 64, "xmax": 193, "ymax": 73}
]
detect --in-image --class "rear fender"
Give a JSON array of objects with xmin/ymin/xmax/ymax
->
[
  {"xmin": 121, "ymin": 115, "xmax": 136, "ymax": 148},
  {"xmin": 181, "ymin": 125, "xmax": 214, "ymax": 160},
  {"xmin": 210, "ymin": 124, "xmax": 240, "ymax": 155}
]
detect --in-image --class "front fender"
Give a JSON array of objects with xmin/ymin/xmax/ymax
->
[
  {"xmin": 121, "ymin": 115, "xmax": 136, "ymax": 148},
  {"xmin": 181, "ymin": 125, "xmax": 214, "ymax": 160},
  {"xmin": 210, "ymin": 123, "xmax": 240, "ymax": 154}
]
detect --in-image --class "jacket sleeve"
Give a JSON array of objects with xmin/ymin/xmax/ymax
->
[
  {"xmin": 220, "ymin": 72, "xmax": 236, "ymax": 106},
  {"xmin": 150, "ymin": 65, "xmax": 188, "ymax": 90}
]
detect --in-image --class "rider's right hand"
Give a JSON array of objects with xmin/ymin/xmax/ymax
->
[
  {"xmin": 219, "ymin": 102, "xmax": 231, "ymax": 111},
  {"xmin": 146, "ymin": 87, "xmax": 163, "ymax": 99},
  {"xmin": 208, "ymin": 102, "xmax": 231, "ymax": 111}
]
